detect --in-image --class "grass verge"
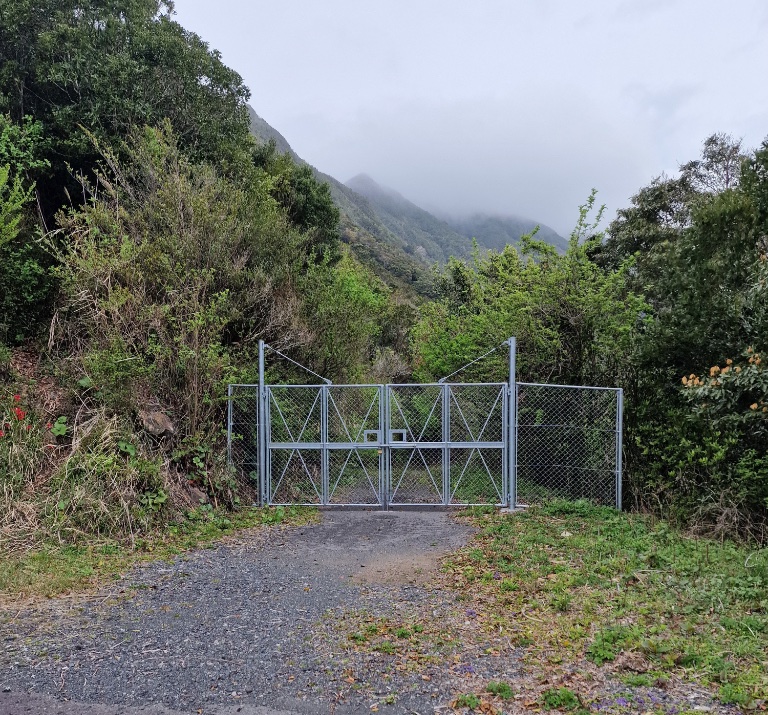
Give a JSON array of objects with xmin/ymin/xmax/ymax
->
[
  {"xmin": 0, "ymin": 505, "xmax": 316, "ymax": 603},
  {"xmin": 445, "ymin": 501, "xmax": 768, "ymax": 708}
]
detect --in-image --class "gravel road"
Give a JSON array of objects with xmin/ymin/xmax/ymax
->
[{"xmin": 0, "ymin": 511, "xmax": 477, "ymax": 715}]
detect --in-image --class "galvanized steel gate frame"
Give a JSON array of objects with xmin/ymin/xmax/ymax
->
[{"xmin": 227, "ymin": 338, "xmax": 624, "ymax": 509}]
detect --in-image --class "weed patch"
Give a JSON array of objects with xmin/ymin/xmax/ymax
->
[
  {"xmin": 445, "ymin": 500, "xmax": 768, "ymax": 705},
  {"xmin": 0, "ymin": 505, "xmax": 315, "ymax": 601}
]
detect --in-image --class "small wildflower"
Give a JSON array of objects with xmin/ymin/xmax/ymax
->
[
  {"xmin": 710, "ymin": 366, "xmax": 720, "ymax": 376},
  {"xmin": 25, "ymin": 424, "xmax": 32, "ymax": 431},
  {"xmin": 0, "ymin": 430, "xmax": 4, "ymax": 438},
  {"xmin": 721, "ymin": 366, "xmax": 730, "ymax": 374},
  {"xmin": 13, "ymin": 407, "xmax": 26, "ymax": 421},
  {"xmin": 46, "ymin": 422, "xmax": 52, "ymax": 429},
  {"xmin": 726, "ymin": 358, "xmax": 733, "ymax": 365},
  {"xmin": 12, "ymin": 394, "xmax": 20, "ymax": 402},
  {"xmin": 681, "ymin": 376, "xmax": 688, "ymax": 385},
  {"xmin": 735, "ymin": 366, "xmax": 742, "ymax": 373},
  {"xmin": 750, "ymin": 403, "xmax": 758, "ymax": 410}
]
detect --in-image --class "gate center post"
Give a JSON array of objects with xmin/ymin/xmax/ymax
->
[{"xmin": 321, "ymin": 384, "xmax": 329, "ymax": 505}]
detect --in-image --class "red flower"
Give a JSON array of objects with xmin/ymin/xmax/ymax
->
[
  {"xmin": 13, "ymin": 407, "xmax": 26, "ymax": 421},
  {"xmin": 0, "ymin": 431, "xmax": 4, "ymax": 438},
  {"xmin": 12, "ymin": 394, "xmax": 20, "ymax": 402},
  {"xmin": 25, "ymin": 424, "xmax": 32, "ymax": 431},
  {"xmin": 46, "ymin": 422, "xmax": 52, "ymax": 429}
]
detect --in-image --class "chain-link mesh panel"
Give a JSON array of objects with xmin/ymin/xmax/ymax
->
[
  {"xmin": 389, "ymin": 385, "xmax": 442, "ymax": 442},
  {"xmin": 269, "ymin": 449, "xmax": 322, "ymax": 504},
  {"xmin": 229, "ymin": 385, "xmax": 259, "ymax": 482},
  {"xmin": 328, "ymin": 386, "xmax": 380, "ymax": 443},
  {"xmin": 390, "ymin": 448, "xmax": 443, "ymax": 504},
  {"xmin": 328, "ymin": 448, "xmax": 381, "ymax": 505},
  {"xmin": 268, "ymin": 386, "xmax": 322, "ymax": 444},
  {"xmin": 449, "ymin": 448, "xmax": 505, "ymax": 505},
  {"xmin": 516, "ymin": 384, "xmax": 619, "ymax": 507},
  {"xmin": 448, "ymin": 384, "xmax": 505, "ymax": 442}
]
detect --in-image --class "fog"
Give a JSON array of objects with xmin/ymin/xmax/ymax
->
[{"xmin": 174, "ymin": 0, "xmax": 768, "ymax": 235}]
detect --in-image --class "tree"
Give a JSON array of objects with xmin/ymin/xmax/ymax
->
[
  {"xmin": 0, "ymin": 0, "xmax": 252, "ymax": 219},
  {"xmin": 596, "ymin": 134, "xmax": 768, "ymax": 531},
  {"xmin": 412, "ymin": 193, "xmax": 646, "ymax": 387}
]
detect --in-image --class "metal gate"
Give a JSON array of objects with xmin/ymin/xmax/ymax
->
[{"xmin": 228, "ymin": 339, "xmax": 623, "ymax": 509}]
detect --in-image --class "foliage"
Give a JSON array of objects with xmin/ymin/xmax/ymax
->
[
  {"xmin": 541, "ymin": 687, "xmax": 580, "ymax": 711},
  {"xmin": 252, "ymin": 141, "xmax": 341, "ymax": 263},
  {"xmin": 485, "ymin": 681, "xmax": 514, "ymax": 699},
  {"xmin": 412, "ymin": 192, "xmax": 646, "ymax": 386},
  {"xmin": 445, "ymin": 504, "xmax": 768, "ymax": 706},
  {"xmin": 0, "ymin": 0, "xmax": 252, "ymax": 219},
  {"xmin": 299, "ymin": 252, "xmax": 389, "ymax": 380},
  {"xmin": 0, "ymin": 391, "xmax": 46, "ymax": 504},
  {"xmin": 594, "ymin": 134, "xmax": 768, "ymax": 532},
  {"xmin": 0, "ymin": 114, "xmax": 55, "ymax": 344},
  {"xmin": 49, "ymin": 124, "xmax": 320, "ymax": 499}
]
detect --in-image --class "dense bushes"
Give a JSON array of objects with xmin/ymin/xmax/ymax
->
[{"xmin": 411, "ymin": 194, "xmax": 647, "ymax": 387}]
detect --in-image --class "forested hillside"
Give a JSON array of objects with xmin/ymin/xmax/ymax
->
[
  {"xmin": 445, "ymin": 213, "xmax": 568, "ymax": 254},
  {"xmin": 247, "ymin": 109, "xmax": 567, "ymax": 290},
  {"xmin": 246, "ymin": 107, "xmax": 434, "ymax": 295},
  {"xmin": 0, "ymin": 1, "xmax": 766, "ymax": 553}
]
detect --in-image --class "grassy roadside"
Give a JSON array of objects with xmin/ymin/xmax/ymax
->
[
  {"xmin": 0, "ymin": 505, "xmax": 316, "ymax": 603},
  {"xmin": 442, "ymin": 501, "xmax": 768, "ymax": 710}
]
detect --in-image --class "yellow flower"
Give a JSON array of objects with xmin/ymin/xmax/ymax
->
[
  {"xmin": 721, "ymin": 366, "xmax": 730, "ymax": 374},
  {"xmin": 681, "ymin": 376, "xmax": 688, "ymax": 385},
  {"xmin": 735, "ymin": 366, "xmax": 742, "ymax": 373},
  {"xmin": 750, "ymin": 403, "xmax": 758, "ymax": 410},
  {"xmin": 710, "ymin": 366, "xmax": 720, "ymax": 376},
  {"xmin": 726, "ymin": 358, "xmax": 733, "ymax": 365}
]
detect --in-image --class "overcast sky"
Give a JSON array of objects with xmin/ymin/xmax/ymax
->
[{"xmin": 174, "ymin": 0, "xmax": 768, "ymax": 236}]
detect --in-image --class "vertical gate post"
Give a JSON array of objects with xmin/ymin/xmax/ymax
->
[
  {"xmin": 226, "ymin": 383, "xmax": 233, "ymax": 470},
  {"xmin": 321, "ymin": 384, "xmax": 329, "ymax": 505},
  {"xmin": 379, "ymin": 384, "xmax": 388, "ymax": 509},
  {"xmin": 442, "ymin": 383, "xmax": 450, "ymax": 505},
  {"xmin": 616, "ymin": 388, "xmax": 624, "ymax": 510},
  {"xmin": 258, "ymin": 340, "xmax": 267, "ymax": 506},
  {"xmin": 507, "ymin": 337, "xmax": 517, "ymax": 509}
]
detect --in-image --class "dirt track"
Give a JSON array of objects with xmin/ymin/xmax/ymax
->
[{"xmin": 0, "ymin": 511, "xmax": 475, "ymax": 715}]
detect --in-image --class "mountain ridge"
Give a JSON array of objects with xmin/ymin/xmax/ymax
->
[{"xmin": 246, "ymin": 106, "xmax": 567, "ymax": 293}]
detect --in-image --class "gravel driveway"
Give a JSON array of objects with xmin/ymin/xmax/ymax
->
[{"xmin": 0, "ymin": 511, "xmax": 479, "ymax": 715}]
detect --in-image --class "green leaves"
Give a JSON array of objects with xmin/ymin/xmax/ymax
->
[{"xmin": 412, "ymin": 193, "xmax": 646, "ymax": 386}]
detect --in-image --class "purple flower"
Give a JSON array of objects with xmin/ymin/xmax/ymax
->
[
  {"xmin": 465, "ymin": 609, "xmax": 478, "ymax": 618},
  {"xmin": 614, "ymin": 697, "xmax": 629, "ymax": 707}
]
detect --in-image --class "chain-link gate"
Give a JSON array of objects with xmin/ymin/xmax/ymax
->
[{"xmin": 227, "ymin": 339, "xmax": 623, "ymax": 509}]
